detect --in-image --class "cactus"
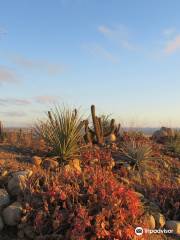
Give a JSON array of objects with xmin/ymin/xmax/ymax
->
[
  {"xmin": 84, "ymin": 105, "xmax": 121, "ymax": 145},
  {"xmin": 0, "ymin": 121, "xmax": 4, "ymax": 142}
]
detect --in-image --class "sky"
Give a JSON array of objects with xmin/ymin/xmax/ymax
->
[{"xmin": 0, "ymin": 0, "xmax": 180, "ymax": 127}]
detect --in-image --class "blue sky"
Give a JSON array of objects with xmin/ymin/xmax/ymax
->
[{"xmin": 0, "ymin": 0, "xmax": 180, "ymax": 127}]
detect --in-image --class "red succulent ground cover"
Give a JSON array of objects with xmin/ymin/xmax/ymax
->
[{"xmin": 22, "ymin": 164, "xmax": 144, "ymax": 240}]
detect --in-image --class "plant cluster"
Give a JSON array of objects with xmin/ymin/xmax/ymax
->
[
  {"xmin": 81, "ymin": 148, "xmax": 115, "ymax": 169},
  {"xmin": 145, "ymin": 183, "xmax": 180, "ymax": 221},
  {"xmin": 21, "ymin": 165, "xmax": 144, "ymax": 240}
]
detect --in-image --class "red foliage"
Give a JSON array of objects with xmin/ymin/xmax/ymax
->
[
  {"xmin": 146, "ymin": 183, "xmax": 180, "ymax": 220},
  {"xmin": 23, "ymin": 165, "xmax": 144, "ymax": 239}
]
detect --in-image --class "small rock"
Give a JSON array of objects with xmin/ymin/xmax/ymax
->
[
  {"xmin": 166, "ymin": 221, "xmax": 180, "ymax": 235},
  {"xmin": 0, "ymin": 216, "xmax": 4, "ymax": 231},
  {"xmin": 152, "ymin": 127, "xmax": 175, "ymax": 143},
  {"xmin": 42, "ymin": 158, "xmax": 59, "ymax": 170},
  {"xmin": 65, "ymin": 159, "xmax": 81, "ymax": 173},
  {"xmin": 143, "ymin": 214, "xmax": 156, "ymax": 229},
  {"xmin": 1, "ymin": 170, "xmax": 8, "ymax": 177},
  {"xmin": 174, "ymin": 176, "xmax": 180, "ymax": 185},
  {"xmin": 3, "ymin": 201, "xmax": 22, "ymax": 226},
  {"xmin": 12, "ymin": 170, "xmax": 33, "ymax": 178},
  {"xmin": 152, "ymin": 212, "xmax": 166, "ymax": 228},
  {"xmin": 109, "ymin": 133, "xmax": 116, "ymax": 142},
  {"xmin": 8, "ymin": 175, "xmax": 27, "ymax": 196},
  {"xmin": 0, "ymin": 188, "xmax": 10, "ymax": 210},
  {"xmin": 32, "ymin": 156, "xmax": 42, "ymax": 166},
  {"xmin": 90, "ymin": 158, "xmax": 99, "ymax": 165}
]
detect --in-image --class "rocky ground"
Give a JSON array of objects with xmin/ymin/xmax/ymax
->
[{"xmin": 0, "ymin": 135, "xmax": 179, "ymax": 240}]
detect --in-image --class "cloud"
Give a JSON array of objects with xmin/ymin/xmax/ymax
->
[
  {"xmin": 0, "ymin": 66, "xmax": 19, "ymax": 84},
  {"xmin": 10, "ymin": 55, "xmax": 65, "ymax": 76},
  {"xmin": 84, "ymin": 44, "xmax": 118, "ymax": 63},
  {"xmin": 98, "ymin": 25, "xmax": 136, "ymax": 51},
  {"xmin": 163, "ymin": 28, "xmax": 176, "ymax": 38},
  {"xmin": 164, "ymin": 34, "xmax": 180, "ymax": 54},
  {"xmin": 35, "ymin": 95, "xmax": 60, "ymax": 104},
  {"xmin": 0, "ymin": 98, "xmax": 31, "ymax": 106},
  {"xmin": 0, "ymin": 111, "xmax": 26, "ymax": 117}
]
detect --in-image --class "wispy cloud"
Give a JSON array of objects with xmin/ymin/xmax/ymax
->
[
  {"xmin": 10, "ymin": 55, "xmax": 65, "ymax": 76},
  {"xmin": 35, "ymin": 95, "xmax": 60, "ymax": 104},
  {"xmin": 84, "ymin": 44, "xmax": 118, "ymax": 63},
  {"xmin": 0, "ymin": 98, "xmax": 31, "ymax": 106},
  {"xmin": 164, "ymin": 34, "xmax": 180, "ymax": 54},
  {"xmin": 0, "ymin": 111, "xmax": 26, "ymax": 117},
  {"xmin": 0, "ymin": 66, "xmax": 19, "ymax": 84},
  {"xmin": 163, "ymin": 27, "xmax": 176, "ymax": 38},
  {"xmin": 98, "ymin": 25, "xmax": 136, "ymax": 51}
]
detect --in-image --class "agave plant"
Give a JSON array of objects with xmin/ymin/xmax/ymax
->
[
  {"xmin": 121, "ymin": 140, "xmax": 153, "ymax": 170},
  {"xmin": 36, "ymin": 106, "xmax": 84, "ymax": 163}
]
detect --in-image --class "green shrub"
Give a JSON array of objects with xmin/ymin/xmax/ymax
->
[{"xmin": 36, "ymin": 106, "xmax": 84, "ymax": 163}]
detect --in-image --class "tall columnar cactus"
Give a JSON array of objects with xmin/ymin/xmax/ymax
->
[
  {"xmin": 0, "ymin": 121, "xmax": 3, "ymax": 141},
  {"xmin": 84, "ymin": 105, "xmax": 121, "ymax": 145}
]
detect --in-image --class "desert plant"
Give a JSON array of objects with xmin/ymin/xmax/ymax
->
[
  {"xmin": 121, "ymin": 140, "xmax": 153, "ymax": 170},
  {"xmin": 36, "ymin": 106, "xmax": 84, "ymax": 163},
  {"xmin": 84, "ymin": 105, "xmax": 121, "ymax": 145},
  {"xmin": 0, "ymin": 121, "xmax": 5, "ymax": 142},
  {"xmin": 21, "ymin": 165, "xmax": 144, "ymax": 239}
]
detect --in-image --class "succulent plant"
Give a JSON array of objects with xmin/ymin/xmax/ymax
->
[
  {"xmin": 121, "ymin": 140, "xmax": 153, "ymax": 170},
  {"xmin": 36, "ymin": 106, "xmax": 84, "ymax": 163},
  {"xmin": 84, "ymin": 105, "xmax": 121, "ymax": 145}
]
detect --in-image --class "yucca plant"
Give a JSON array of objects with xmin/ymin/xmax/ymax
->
[
  {"xmin": 121, "ymin": 140, "xmax": 153, "ymax": 170},
  {"xmin": 36, "ymin": 106, "xmax": 84, "ymax": 163}
]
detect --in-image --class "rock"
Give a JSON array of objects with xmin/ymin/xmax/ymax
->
[
  {"xmin": 90, "ymin": 158, "xmax": 99, "ymax": 165},
  {"xmin": 65, "ymin": 159, "xmax": 81, "ymax": 173},
  {"xmin": 166, "ymin": 221, "xmax": 180, "ymax": 235},
  {"xmin": 32, "ymin": 156, "xmax": 42, "ymax": 166},
  {"xmin": 42, "ymin": 158, "xmax": 59, "ymax": 170},
  {"xmin": 152, "ymin": 212, "xmax": 165, "ymax": 228},
  {"xmin": 174, "ymin": 176, "xmax": 180, "ymax": 185},
  {"xmin": 1, "ymin": 170, "xmax": 8, "ymax": 177},
  {"xmin": 109, "ymin": 133, "xmax": 116, "ymax": 142},
  {"xmin": 12, "ymin": 170, "xmax": 33, "ymax": 178},
  {"xmin": 143, "ymin": 214, "xmax": 156, "ymax": 229},
  {"xmin": 2, "ymin": 201, "xmax": 22, "ymax": 226},
  {"xmin": 0, "ymin": 189, "xmax": 10, "ymax": 210},
  {"xmin": 8, "ymin": 175, "xmax": 27, "ymax": 196},
  {"xmin": 152, "ymin": 127, "xmax": 175, "ymax": 143},
  {"xmin": 0, "ymin": 216, "xmax": 4, "ymax": 231}
]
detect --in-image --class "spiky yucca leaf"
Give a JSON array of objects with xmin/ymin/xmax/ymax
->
[
  {"xmin": 121, "ymin": 140, "xmax": 153, "ymax": 170},
  {"xmin": 36, "ymin": 106, "xmax": 84, "ymax": 163}
]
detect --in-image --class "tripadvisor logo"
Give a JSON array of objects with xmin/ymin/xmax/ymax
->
[{"xmin": 135, "ymin": 227, "xmax": 143, "ymax": 236}]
